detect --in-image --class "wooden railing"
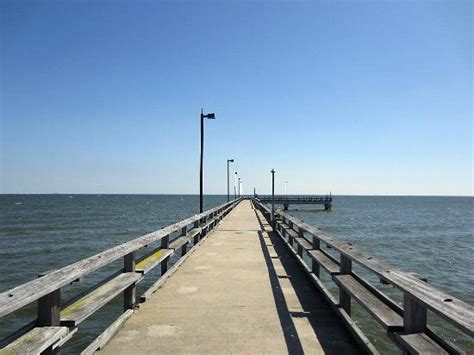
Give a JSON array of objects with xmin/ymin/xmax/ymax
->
[
  {"xmin": 257, "ymin": 195, "xmax": 332, "ymax": 202},
  {"xmin": 0, "ymin": 199, "xmax": 241, "ymax": 354},
  {"xmin": 253, "ymin": 199, "xmax": 473, "ymax": 354}
]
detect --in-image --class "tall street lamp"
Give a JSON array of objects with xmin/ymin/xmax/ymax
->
[
  {"xmin": 234, "ymin": 172, "xmax": 238, "ymax": 199},
  {"xmin": 227, "ymin": 159, "xmax": 234, "ymax": 202},
  {"xmin": 238, "ymin": 177, "xmax": 241, "ymax": 198},
  {"xmin": 271, "ymin": 169, "xmax": 275, "ymax": 223},
  {"xmin": 200, "ymin": 109, "xmax": 216, "ymax": 213}
]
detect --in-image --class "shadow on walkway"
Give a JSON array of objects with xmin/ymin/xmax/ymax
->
[{"xmin": 254, "ymin": 208, "xmax": 361, "ymax": 355}]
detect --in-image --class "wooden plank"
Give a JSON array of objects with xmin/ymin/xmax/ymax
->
[
  {"xmin": 53, "ymin": 327, "xmax": 78, "ymax": 349},
  {"xmin": 333, "ymin": 274, "xmax": 403, "ymax": 331},
  {"xmin": 0, "ymin": 327, "xmax": 68, "ymax": 355},
  {"xmin": 61, "ymin": 272, "xmax": 141, "ymax": 327},
  {"xmin": 169, "ymin": 228, "xmax": 201, "ymax": 250},
  {"xmin": 308, "ymin": 250, "xmax": 339, "ymax": 274},
  {"xmin": 0, "ymin": 199, "xmax": 239, "ymax": 318},
  {"xmin": 80, "ymin": 309, "xmax": 133, "ymax": 355},
  {"xmin": 294, "ymin": 237, "xmax": 313, "ymax": 251},
  {"xmin": 135, "ymin": 249, "xmax": 173, "ymax": 274},
  {"xmin": 394, "ymin": 333, "xmax": 448, "ymax": 355},
  {"xmin": 338, "ymin": 309, "xmax": 380, "ymax": 355},
  {"xmin": 280, "ymin": 223, "xmax": 298, "ymax": 238}
]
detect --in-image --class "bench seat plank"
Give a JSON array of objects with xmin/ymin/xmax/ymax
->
[
  {"xmin": 294, "ymin": 237, "xmax": 313, "ymax": 251},
  {"xmin": 309, "ymin": 250, "xmax": 339, "ymax": 274},
  {"xmin": 0, "ymin": 326, "xmax": 68, "ymax": 355},
  {"xmin": 333, "ymin": 274, "xmax": 403, "ymax": 331},
  {"xmin": 169, "ymin": 229, "xmax": 201, "ymax": 250},
  {"xmin": 136, "ymin": 249, "xmax": 173, "ymax": 274},
  {"xmin": 395, "ymin": 332, "xmax": 448, "ymax": 355},
  {"xmin": 61, "ymin": 272, "xmax": 141, "ymax": 327}
]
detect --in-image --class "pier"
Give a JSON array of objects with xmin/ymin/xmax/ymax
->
[
  {"xmin": 0, "ymin": 199, "xmax": 473, "ymax": 354},
  {"xmin": 257, "ymin": 195, "xmax": 333, "ymax": 210}
]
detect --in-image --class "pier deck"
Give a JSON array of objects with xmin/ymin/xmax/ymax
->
[{"xmin": 100, "ymin": 200, "xmax": 359, "ymax": 354}]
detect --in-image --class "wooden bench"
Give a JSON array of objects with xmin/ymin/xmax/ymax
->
[
  {"xmin": 0, "ymin": 326, "xmax": 68, "ymax": 355},
  {"xmin": 135, "ymin": 249, "xmax": 173, "ymax": 274},
  {"xmin": 394, "ymin": 332, "xmax": 449, "ymax": 354},
  {"xmin": 308, "ymin": 250, "xmax": 339, "ymax": 274},
  {"xmin": 333, "ymin": 274, "xmax": 403, "ymax": 331},
  {"xmin": 61, "ymin": 272, "xmax": 142, "ymax": 327}
]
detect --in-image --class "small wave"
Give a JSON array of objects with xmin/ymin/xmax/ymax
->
[{"xmin": 14, "ymin": 202, "xmax": 22, "ymax": 205}]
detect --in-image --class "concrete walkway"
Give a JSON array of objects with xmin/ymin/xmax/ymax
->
[{"xmin": 100, "ymin": 200, "xmax": 360, "ymax": 354}]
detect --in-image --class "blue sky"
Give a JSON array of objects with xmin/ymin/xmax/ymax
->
[{"xmin": 1, "ymin": 0, "xmax": 472, "ymax": 195}]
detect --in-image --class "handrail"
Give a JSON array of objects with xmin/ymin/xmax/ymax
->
[
  {"xmin": 0, "ymin": 198, "xmax": 242, "ymax": 353},
  {"xmin": 257, "ymin": 196, "xmax": 332, "ymax": 201},
  {"xmin": 253, "ymin": 199, "xmax": 473, "ymax": 354}
]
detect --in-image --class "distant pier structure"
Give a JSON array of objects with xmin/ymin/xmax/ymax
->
[{"xmin": 256, "ymin": 194, "xmax": 333, "ymax": 210}]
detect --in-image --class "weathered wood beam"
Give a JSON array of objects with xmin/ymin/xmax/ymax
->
[{"xmin": 60, "ymin": 272, "xmax": 141, "ymax": 327}]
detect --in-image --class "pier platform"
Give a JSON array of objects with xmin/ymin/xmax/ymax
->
[
  {"xmin": 257, "ymin": 195, "xmax": 333, "ymax": 210},
  {"xmin": 100, "ymin": 200, "xmax": 359, "ymax": 354}
]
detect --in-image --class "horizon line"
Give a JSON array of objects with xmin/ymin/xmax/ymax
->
[{"xmin": 0, "ymin": 193, "xmax": 472, "ymax": 197}]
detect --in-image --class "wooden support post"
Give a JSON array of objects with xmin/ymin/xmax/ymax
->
[
  {"xmin": 38, "ymin": 290, "xmax": 61, "ymax": 326},
  {"xmin": 403, "ymin": 293, "xmax": 427, "ymax": 333},
  {"xmin": 38, "ymin": 288, "xmax": 61, "ymax": 354},
  {"xmin": 193, "ymin": 221, "xmax": 199, "ymax": 244},
  {"xmin": 201, "ymin": 216, "xmax": 207, "ymax": 237},
  {"xmin": 297, "ymin": 228, "xmax": 304, "ymax": 256},
  {"xmin": 339, "ymin": 254, "xmax": 352, "ymax": 315},
  {"xmin": 312, "ymin": 235, "xmax": 321, "ymax": 277},
  {"xmin": 161, "ymin": 235, "xmax": 170, "ymax": 274},
  {"xmin": 123, "ymin": 252, "xmax": 136, "ymax": 311},
  {"xmin": 181, "ymin": 226, "xmax": 187, "ymax": 256}
]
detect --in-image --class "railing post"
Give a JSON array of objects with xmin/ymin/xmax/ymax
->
[
  {"xmin": 161, "ymin": 235, "xmax": 170, "ymax": 274},
  {"xmin": 339, "ymin": 254, "xmax": 352, "ymax": 314},
  {"xmin": 181, "ymin": 226, "xmax": 187, "ymax": 256},
  {"xmin": 37, "ymin": 283, "xmax": 61, "ymax": 355},
  {"xmin": 202, "ymin": 216, "xmax": 207, "ymax": 237},
  {"xmin": 288, "ymin": 220, "xmax": 294, "ymax": 245},
  {"xmin": 297, "ymin": 227, "xmax": 304, "ymax": 256},
  {"xmin": 124, "ymin": 252, "xmax": 136, "ymax": 311},
  {"xmin": 403, "ymin": 293, "xmax": 427, "ymax": 333},
  {"xmin": 312, "ymin": 235, "xmax": 321, "ymax": 277}
]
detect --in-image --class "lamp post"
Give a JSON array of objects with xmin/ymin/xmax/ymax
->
[
  {"xmin": 271, "ymin": 169, "xmax": 275, "ymax": 223},
  {"xmin": 238, "ymin": 177, "xmax": 241, "ymax": 198},
  {"xmin": 234, "ymin": 172, "xmax": 238, "ymax": 199},
  {"xmin": 227, "ymin": 159, "xmax": 234, "ymax": 202},
  {"xmin": 200, "ymin": 109, "xmax": 216, "ymax": 213}
]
